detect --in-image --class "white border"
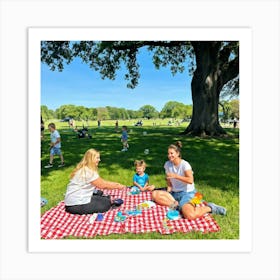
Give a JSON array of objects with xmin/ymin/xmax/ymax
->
[
  {"xmin": 1, "ymin": 0, "xmax": 279, "ymax": 279},
  {"xmin": 29, "ymin": 27, "xmax": 252, "ymax": 253}
]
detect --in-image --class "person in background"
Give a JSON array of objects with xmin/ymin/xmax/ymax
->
[
  {"xmin": 41, "ymin": 116, "xmax": 45, "ymax": 141},
  {"xmin": 44, "ymin": 123, "xmax": 65, "ymax": 168},
  {"xmin": 115, "ymin": 120, "xmax": 119, "ymax": 132},
  {"xmin": 120, "ymin": 125, "xmax": 129, "ymax": 152}
]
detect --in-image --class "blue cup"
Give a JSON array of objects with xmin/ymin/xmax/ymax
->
[{"xmin": 97, "ymin": 213, "xmax": 103, "ymax": 221}]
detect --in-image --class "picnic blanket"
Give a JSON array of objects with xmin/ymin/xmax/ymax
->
[{"xmin": 41, "ymin": 188, "xmax": 220, "ymax": 239}]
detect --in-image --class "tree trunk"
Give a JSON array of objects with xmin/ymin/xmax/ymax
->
[{"xmin": 182, "ymin": 42, "xmax": 226, "ymax": 136}]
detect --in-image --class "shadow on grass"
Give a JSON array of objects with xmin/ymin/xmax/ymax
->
[{"xmin": 41, "ymin": 126, "xmax": 239, "ymax": 194}]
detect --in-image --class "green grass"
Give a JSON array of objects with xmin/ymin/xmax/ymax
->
[{"xmin": 41, "ymin": 119, "xmax": 239, "ymax": 239}]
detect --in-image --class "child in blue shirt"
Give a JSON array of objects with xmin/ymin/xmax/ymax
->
[
  {"xmin": 44, "ymin": 123, "xmax": 65, "ymax": 168},
  {"xmin": 121, "ymin": 125, "xmax": 129, "ymax": 152},
  {"xmin": 133, "ymin": 160, "xmax": 155, "ymax": 192}
]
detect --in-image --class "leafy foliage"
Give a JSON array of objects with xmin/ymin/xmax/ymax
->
[
  {"xmin": 41, "ymin": 41, "xmax": 239, "ymax": 136},
  {"xmin": 139, "ymin": 105, "xmax": 158, "ymax": 119},
  {"xmin": 219, "ymin": 99, "xmax": 239, "ymax": 121},
  {"xmin": 41, "ymin": 101, "xmax": 193, "ymax": 121},
  {"xmin": 41, "ymin": 41, "xmax": 194, "ymax": 89},
  {"xmin": 160, "ymin": 101, "xmax": 192, "ymax": 119}
]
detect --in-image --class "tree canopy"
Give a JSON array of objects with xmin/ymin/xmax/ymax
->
[{"xmin": 41, "ymin": 41, "xmax": 239, "ymax": 136}]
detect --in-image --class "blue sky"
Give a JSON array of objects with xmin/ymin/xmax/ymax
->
[{"xmin": 41, "ymin": 47, "xmax": 193, "ymax": 112}]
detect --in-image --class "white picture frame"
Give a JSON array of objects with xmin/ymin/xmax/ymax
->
[
  {"xmin": 1, "ymin": 1, "xmax": 279, "ymax": 279},
  {"xmin": 29, "ymin": 26, "xmax": 252, "ymax": 253}
]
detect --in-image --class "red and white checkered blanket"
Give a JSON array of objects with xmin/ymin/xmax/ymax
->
[{"xmin": 41, "ymin": 188, "xmax": 220, "ymax": 239}]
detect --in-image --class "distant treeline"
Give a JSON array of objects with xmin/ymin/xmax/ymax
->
[
  {"xmin": 41, "ymin": 101, "xmax": 193, "ymax": 121},
  {"xmin": 41, "ymin": 99, "xmax": 239, "ymax": 122}
]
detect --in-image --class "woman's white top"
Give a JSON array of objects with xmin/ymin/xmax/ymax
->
[
  {"xmin": 64, "ymin": 167, "xmax": 99, "ymax": 206},
  {"xmin": 164, "ymin": 159, "xmax": 195, "ymax": 192}
]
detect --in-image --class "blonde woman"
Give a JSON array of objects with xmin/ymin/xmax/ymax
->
[{"xmin": 64, "ymin": 149, "xmax": 126, "ymax": 214}]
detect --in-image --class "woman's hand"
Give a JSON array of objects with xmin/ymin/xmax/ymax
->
[
  {"xmin": 115, "ymin": 183, "xmax": 126, "ymax": 189},
  {"xmin": 167, "ymin": 170, "xmax": 194, "ymax": 184},
  {"xmin": 91, "ymin": 178, "xmax": 126, "ymax": 190}
]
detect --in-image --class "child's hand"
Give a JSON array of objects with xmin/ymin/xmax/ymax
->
[{"xmin": 143, "ymin": 185, "xmax": 155, "ymax": 191}]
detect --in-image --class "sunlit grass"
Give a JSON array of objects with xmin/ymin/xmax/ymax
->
[{"xmin": 41, "ymin": 119, "xmax": 239, "ymax": 239}]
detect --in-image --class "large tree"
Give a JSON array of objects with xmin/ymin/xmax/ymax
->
[
  {"xmin": 186, "ymin": 41, "xmax": 239, "ymax": 136},
  {"xmin": 41, "ymin": 41, "xmax": 239, "ymax": 136}
]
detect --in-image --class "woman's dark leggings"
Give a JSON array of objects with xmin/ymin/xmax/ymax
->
[{"xmin": 65, "ymin": 194, "xmax": 111, "ymax": 215}]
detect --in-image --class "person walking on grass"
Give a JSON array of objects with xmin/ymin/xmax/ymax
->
[
  {"xmin": 64, "ymin": 148, "xmax": 126, "ymax": 215},
  {"xmin": 120, "ymin": 125, "xmax": 129, "ymax": 152},
  {"xmin": 44, "ymin": 123, "xmax": 65, "ymax": 168},
  {"xmin": 133, "ymin": 160, "xmax": 155, "ymax": 192},
  {"xmin": 115, "ymin": 120, "xmax": 119, "ymax": 132},
  {"xmin": 152, "ymin": 141, "xmax": 226, "ymax": 220},
  {"xmin": 41, "ymin": 115, "xmax": 45, "ymax": 141}
]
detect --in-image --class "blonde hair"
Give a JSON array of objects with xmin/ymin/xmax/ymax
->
[
  {"xmin": 168, "ymin": 141, "xmax": 183, "ymax": 157},
  {"xmin": 134, "ymin": 159, "xmax": 146, "ymax": 169},
  {"xmin": 70, "ymin": 149, "xmax": 100, "ymax": 178}
]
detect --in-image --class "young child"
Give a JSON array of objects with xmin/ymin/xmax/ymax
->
[
  {"xmin": 44, "ymin": 123, "xmax": 65, "ymax": 168},
  {"xmin": 121, "ymin": 125, "xmax": 129, "ymax": 152},
  {"xmin": 133, "ymin": 160, "xmax": 155, "ymax": 192}
]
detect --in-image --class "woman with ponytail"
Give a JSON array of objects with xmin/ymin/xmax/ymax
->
[{"xmin": 152, "ymin": 141, "xmax": 226, "ymax": 220}]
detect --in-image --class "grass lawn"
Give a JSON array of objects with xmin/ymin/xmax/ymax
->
[{"xmin": 41, "ymin": 119, "xmax": 239, "ymax": 239}]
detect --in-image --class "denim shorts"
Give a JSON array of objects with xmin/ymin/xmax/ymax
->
[
  {"xmin": 171, "ymin": 189, "xmax": 196, "ymax": 208},
  {"xmin": 50, "ymin": 147, "xmax": 61, "ymax": 156}
]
